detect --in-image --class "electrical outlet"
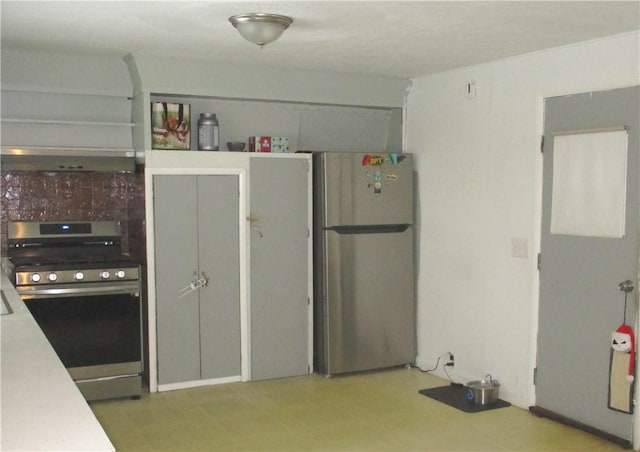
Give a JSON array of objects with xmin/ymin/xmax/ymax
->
[{"xmin": 445, "ymin": 352, "xmax": 455, "ymax": 367}]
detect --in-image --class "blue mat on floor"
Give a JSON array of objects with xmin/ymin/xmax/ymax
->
[{"xmin": 419, "ymin": 383, "xmax": 511, "ymax": 413}]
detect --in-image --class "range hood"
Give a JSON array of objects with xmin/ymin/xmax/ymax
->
[{"xmin": 1, "ymin": 147, "xmax": 136, "ymax": 172}]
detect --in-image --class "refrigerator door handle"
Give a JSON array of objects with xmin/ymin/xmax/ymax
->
[{"xmin": 325, "ymin": 224, "xmax": 411, "ymax": 234}]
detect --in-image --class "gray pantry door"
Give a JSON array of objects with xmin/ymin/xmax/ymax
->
[
  {"xmin": 154, "ymin": 175, "xmax": 241, "ymax": 386},
  {"xmin": 249, "ymin": 157, "xmax": 310, "ymax": 380},
  {"xmin": 536, "ymin": 86, "xmax": 639, "ymax": 441}
]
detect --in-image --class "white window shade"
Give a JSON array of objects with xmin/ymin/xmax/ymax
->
[{"xmin": 550, "ymin": 129, "xmax": 628, "ymax": 238}]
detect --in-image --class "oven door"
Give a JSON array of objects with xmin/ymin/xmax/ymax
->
[{"xmin": 19, "ymin": 281, "xmax": 142, "ymax": 399}]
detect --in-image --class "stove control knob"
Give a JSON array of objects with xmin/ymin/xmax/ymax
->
[
  {"xmin": 116, "ymin": 270, "xmax": 126, "ymax": 279},
  {"xmin": 74, "ymin": 272, "xmax": 85, "ymax": 281},
  {"xmin": 31, "ymin": 273, "xmax": 41, "ymax": 283},
  {"xmin": 48, "ymin": 273, "xmax": 58, "ymax": 282},
  {"xmin": 100, "ymin": 271, "xmax": 110, "ymax": 279}
]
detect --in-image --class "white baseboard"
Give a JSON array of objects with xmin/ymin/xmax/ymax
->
[{"xmin": 158, "ymin": 375, "xmax": 242, "ymax": 392}]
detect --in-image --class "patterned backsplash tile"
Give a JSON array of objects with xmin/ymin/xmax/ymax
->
[{"xmin": 0, "ymin": 169, "xmax": 146, "ymax": 261}]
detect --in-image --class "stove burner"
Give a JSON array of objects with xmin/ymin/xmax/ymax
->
[{"xmin": 8, "ymin": 220, "xmax": 141, "ymax": 287}]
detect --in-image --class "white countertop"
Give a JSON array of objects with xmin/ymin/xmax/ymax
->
[{"xmin": 1, "ymin": 273, "xmax": 115, "ymax": 451}]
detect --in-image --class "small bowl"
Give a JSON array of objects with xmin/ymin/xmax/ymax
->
[{"xmin": 227, "ymin": 141, "xmax": 246, "ymax": 152}]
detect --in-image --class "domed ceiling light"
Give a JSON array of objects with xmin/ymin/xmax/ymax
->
[{"xmin": 229, "ymin": 13, "xmax": 293, "ymax": 49}]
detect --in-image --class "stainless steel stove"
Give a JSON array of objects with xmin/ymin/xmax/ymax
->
[{"xmin": 8, "ymin": 221, "xmax": 143, "ymax": 401}]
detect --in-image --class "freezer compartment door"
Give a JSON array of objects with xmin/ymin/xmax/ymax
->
[
  {"xmin": 322, "ymin": 227, "xmax": 415, "ymax": 375},
  {"xmin": 320, "ymin": 152, "xmax": 414, "ymax": 227}
]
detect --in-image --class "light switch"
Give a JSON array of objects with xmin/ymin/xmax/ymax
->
[{"xmin": 466, "ymin": 80, "xmax": 477, "ymax": 99}]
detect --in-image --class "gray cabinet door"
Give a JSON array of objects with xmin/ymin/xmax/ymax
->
[
  {"xmin": 154, "ymin": 175, "xmax": 200, "ymax": 385},
  {"xmin": 250, "ymin": 157, "xmax": 311, "ymax": 380},
  {"xmin": 154, "ymin": 175, "xmax": 241, "ymax": 385},
  {"xmin": 197, "ymin": 176, "xmax": 241, "ymax": 380}
]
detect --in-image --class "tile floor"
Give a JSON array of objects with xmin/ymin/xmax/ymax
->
[{"xmin": 90, "ymin": 368, "xmax": 623, "ymax": 451}]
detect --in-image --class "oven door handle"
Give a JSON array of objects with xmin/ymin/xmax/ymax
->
[{"xmin": 17, "ymin": 282, "xmax": 140, "ymax": 299}]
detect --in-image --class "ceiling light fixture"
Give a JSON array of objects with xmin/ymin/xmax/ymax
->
[{"xmin": 229, "ymin": 13, "xmax": 293, "ymax": 49}]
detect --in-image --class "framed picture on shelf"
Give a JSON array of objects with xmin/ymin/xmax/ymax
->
[{"xmin": 151, "ymin": 102, "xmax": 191, "ymax": 150}]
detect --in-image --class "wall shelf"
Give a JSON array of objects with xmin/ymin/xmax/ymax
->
[
  {"xmin": 1, "ymin": 88, "xmax": 135, "ymax": 151},
  {"xmin": 1, "ymin": 145, "xmax": 135, "ymax": 153},
  {"xmin": 1, "ymin": 84, "xmax": 131, "ymax": 98},
  {"xmin": 1, "ymin": 118, "xmax": 135, "ymax": 127}
]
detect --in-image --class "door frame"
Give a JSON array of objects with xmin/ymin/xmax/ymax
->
[
  {"xmin": 531, "ymin": 88, "xmax": 640, "ymax": 448},
  {"xmin": 145, "ymin": 151, "xmax": 250, "ymax": 393}
]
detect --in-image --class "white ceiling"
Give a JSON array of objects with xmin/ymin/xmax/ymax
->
[{"xmin": 1, "ymin": 1, "xmax": 638, "ymax": 79}]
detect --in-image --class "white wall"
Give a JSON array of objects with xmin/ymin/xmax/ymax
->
[{"xmin": 406, "ymin": 31, "xmax": 640, "ymax": 408}]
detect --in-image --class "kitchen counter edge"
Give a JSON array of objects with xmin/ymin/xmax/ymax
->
[{"xmin": 1, "ymin": 273, "xmax": 115, "ymax": 451}]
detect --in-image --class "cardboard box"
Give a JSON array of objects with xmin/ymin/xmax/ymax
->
[
  {"xmin": 249, "ymin": 136, "xmax": 270, "ymax": 152},
  {"xmin": 249, "ymin": 136, "xmax": 290, "ymax": 153},
  {"xmin": 151, "ymin": 102, "xmax": 191, "ymax": 150},
  {"xmin": 271, "ymin": 137, "xmax": 290, "ymax": 153}
]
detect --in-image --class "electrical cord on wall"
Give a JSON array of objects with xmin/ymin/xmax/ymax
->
[
  {"xmin": 416, "ymin": 352, "xmax": 459, "ymax": 385},
  {"xmin": 416, "ymin": 354, "xmax": 445, "ymax": 373},
  {"xmin": 442, "ymin": 363, "xmax": 455, "ymax": 384}
]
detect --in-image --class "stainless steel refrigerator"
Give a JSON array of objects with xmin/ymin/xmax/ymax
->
[{"xmin": 313, "ymin": 151, "xmax": 416, "ymax": 375}]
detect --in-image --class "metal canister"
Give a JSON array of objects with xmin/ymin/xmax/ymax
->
[
  {"xmin": 465, "ymin": 375, "xmax": 500, "ymax": 406},
  {"xmin": 197, "ymin": 113, "xmax": 219, "ymax": 151}
]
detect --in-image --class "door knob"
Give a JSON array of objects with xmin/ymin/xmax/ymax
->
[{"xmin": 618, "ymin": 280, "xmax": 634, "ymax": 293}]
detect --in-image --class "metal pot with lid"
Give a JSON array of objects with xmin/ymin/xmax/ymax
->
[{"xmin": 465, "ymin": 374, "xmax": 500, "ymax": 406}]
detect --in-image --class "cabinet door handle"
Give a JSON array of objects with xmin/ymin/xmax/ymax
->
[
  {"xmin": 178, "ymin": 271, "xmax": 209, "ymax": 298},
  {"xmin": 200, "ymin": 271, "xmax": 210, "ymax": 288},
  {"xmin": 247, "ymin": 215, "xmax": 264, "ymax": 238}
]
